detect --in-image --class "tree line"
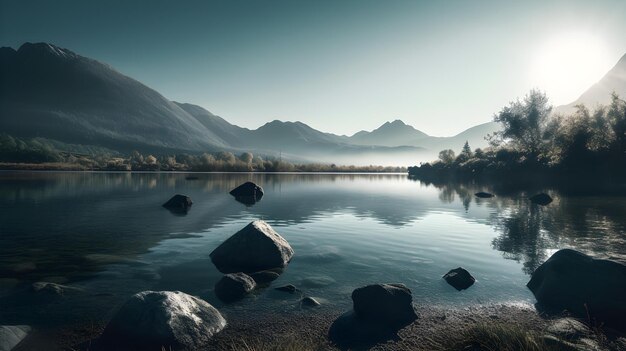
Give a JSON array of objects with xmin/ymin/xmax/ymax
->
[
  {"xmin": 409, "ymin": 90, "xmax": 626, "ymax": 180},
  {"xmin": 0, "ymin": 136, "xmax": 405, "ymax": 173}
]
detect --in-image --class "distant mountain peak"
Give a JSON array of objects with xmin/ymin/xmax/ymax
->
[{"xmin": 17, "ymin": 42, "xmax": 77, "ymax": 59}]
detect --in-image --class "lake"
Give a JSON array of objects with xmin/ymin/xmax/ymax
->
[{"xmin": 1, "ymin": 172, "xmax": 625, "ymax": 340}]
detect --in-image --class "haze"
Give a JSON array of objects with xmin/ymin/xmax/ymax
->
[{"xmin": 1, "ymin": 0, "xmax": 625, "ymax": 136}]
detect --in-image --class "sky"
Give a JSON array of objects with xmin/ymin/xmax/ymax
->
[{"xmin": 1, "ymin": 0, "xmax": 625, "ymax": 136}]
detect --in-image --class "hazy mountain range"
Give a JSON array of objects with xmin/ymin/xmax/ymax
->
[{"xmin": 1, "ymin": 43, "xmax": 624, "ymax": 165}]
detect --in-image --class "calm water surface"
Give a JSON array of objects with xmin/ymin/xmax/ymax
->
[{"xmin": 1, "ymin": 172, "xmax": 625, "ymax": 333}]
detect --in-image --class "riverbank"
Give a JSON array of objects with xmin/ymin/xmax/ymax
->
[
  {"xmin": 12, "ymin": 303, "xmax": 626, "ymax": 350},
  {"xmin": 0, "ymin": 162, "xmax": 406, "ymax": 173}
]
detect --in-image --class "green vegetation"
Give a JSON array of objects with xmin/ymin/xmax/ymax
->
[
  {"xmin": 0, "ymin": 135, "xmax": 405, "ymax": 173},
  {"xmin": 409, "ymin": 91, "xmax": 626, "ymax": 181}
]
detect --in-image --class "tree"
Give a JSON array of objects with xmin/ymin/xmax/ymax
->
[
  {"xmin": 438, "ymin": 149, "xmax": 455, "ymax": 164},
  {"xmin": 239, "ymin": 152, "xmax": 253, "ymax": 164},
  {"xmin": 607, "ymin": 93, "xmax": 626, "ymax": 154},
  {"xmin": 457, "ymin": 141, "xmax": 473, "ymax": 162},
  {"xmin": 493, "ymin": 89, "xmax": 552, "ymax": 159}
]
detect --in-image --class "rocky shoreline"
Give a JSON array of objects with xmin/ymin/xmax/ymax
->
[{"xmin": 10, "ymin": 303, "xmax": 626, "ymax": 351}]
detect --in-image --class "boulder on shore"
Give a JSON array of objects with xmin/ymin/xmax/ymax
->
[
  {"xmin": 329, "ymin": 283, "xmax": 417, "ymax": 348},
  {"xmin": 352, "ymin": 283, "xmax": 418, "ymax": 327},
  {"xmin": 100, "ymin": 291, "xmax": 226, "ymax": 350},
  {"xmin": 530, "ymin": 193, "xmax": 553, "ymax": 206},
  {"xmin": 275, "ymin": 284, "xmax": 298, "ymax": 293},
  {"xmin": 475, "ymin": 192, "xmax": 494, "ymax": 198},
  {"xmin": 214, "ymin": 273, "xmax": 256, "ymax": 302},
  {"xmin": 527, "ymin": 249, "xmax": 626, "ymax": 327},
  {"xmin": 0, "ymin": 325, "xmax": 31, "ymax": 351},
  {"xmin": 210, "ymin": 220, "xmax": 294, "ymax": 273},
  {"xmin": 162, "ymin": 194, "xmax": 193, "ymax": 212},
  {"xmin": 443, "ymin": 267, "xmax": 476, "ymax": 291},
  {"xmin": 229, "ymin": 182, "xmax": 264, "ymax": 204}
]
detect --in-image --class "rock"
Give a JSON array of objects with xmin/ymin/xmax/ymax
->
[
  {"xmin": 162, "ymin": 194, "xmax": 193, "ymax": 212},
  {"xmin": 249, "ymin": 270, "xmax": 281, "ymax": 285},
  {"xmin": 31, "ymin": 282, "xmax": 84, "ymax": 296},
  {"xmin": 329, "ymin": 283, "xmax": 417, "ymax": 347},
  {"xmin": 100, "ymin": 291, "xmax": 226, "ymax": 350},
  {"xmin": 0, "ymin": 325, "xmax": 30, "ymax": 351},
  {"xmin": 530, "ymin": 193, "xmax": 553, "ymax": 205},
  {"xmin": 329, "ymin": 310, "xmax": 400, "ymax": 348},
  {"xmin": 301, "ymin": 296, "xmax": 321, "ymax": 307},
  {"xmin": 229, "ymin": 182, "xmax": 264, "ymax": 204},
  {"xmin": 443, "ymin": 267, "xmax": 476, "ymax": 291},
  {"xmin": 275, "ymin": 284, "xmax": 298, "ymax": 293},
  {"xmin": 527, "ymin": 249, "xmax": 626, "ymax": 327},
  {"xmin": 352, "ymin": 283, "xmax": 418, "ymax": 327},
  {"xmin": 214, "ymin": 273, "xmax": 256, "ymax": 302},
  {"xmin": 474, "ymin": 192, "xmax": 494, "ymax": 198},
  {"xmin": 210, "ymin": 220, "xmax": 294, "ymax": 273},
  {"xmin": 300, "ymin": 275, "xmax": 336, "ymax": 288},
  {"xmin": 547, "ymin": 318, "xmax": 591, "ymax": 339}
]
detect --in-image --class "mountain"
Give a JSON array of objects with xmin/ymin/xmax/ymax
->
[
  {"xmin": 174, "ymin": 102, "xmax": 249, "ymax": 147},
  {"xmin": 555, "ymin": 53, "xmax": 626, "ymax": 114},
  {"xmin": 0, "ymin": 41, "xmax": 500, "ymax": 165},
  {"xmin": 349, "ymin": 120, "xmax": 429, "ymax": 147},
  {"xmin": 347, "ymin": 119, "xmax": 499, "ymax": 151},
  {"xmin": 0, "ymin": 43, "xmax": 228, "ymax": 153}
]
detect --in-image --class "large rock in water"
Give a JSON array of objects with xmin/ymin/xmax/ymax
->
[
  {"xmin": 475, "ymin": 192, "xmax": 494, "ymax": 198},
  {"xmin": 329, "ymin": 283, "xmax": 417, "ymax": 348},
  {"xmin": 214, "ymin": 273, "xmax": 256, "ymax": 302},
  {"xmin": 0, "ymin": 325, "xmax": 30, "ymax": 351},
  {"xmin": 100, "ymin": 291, "xmax": 226, "ymax": 350},
  {"xmin": 443, "ymin": 267, "xmax": 476, "ymax": 291},
  {"xmin": 527, "ymin": 249, "xmax": 626, "ymax": 327},
  {"xmin": 530, "ymin": 193, "xmax": 553, "ymax": 205},
  {"xmin": 210, "ymin": 220, "xmax": 294, "ymax": 273},
  {"xmin": 229, "ymin": 182, "xmax": 264, "ymax": 204},
  {"xmin": 162, "ymin": 194, "xmax": 193, "ymax": 212}
]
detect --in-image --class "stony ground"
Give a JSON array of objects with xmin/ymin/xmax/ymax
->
[{"xmin": 14, "ymin": 302, "xmax": 624, "ymax": 351}]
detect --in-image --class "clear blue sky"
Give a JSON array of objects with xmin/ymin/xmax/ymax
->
[{"xmin": 1, "ymin": 0, "xmax": 625, "ymax": 136}]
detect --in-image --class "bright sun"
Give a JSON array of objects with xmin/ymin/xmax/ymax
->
[{"xmin": 529, "ymin": 31, "xmax": 613, "ymax": 105}]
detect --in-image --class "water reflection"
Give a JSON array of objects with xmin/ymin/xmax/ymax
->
[{"xmin": 417, "ymin": 179, "xmax": 626, "ymax": 273}]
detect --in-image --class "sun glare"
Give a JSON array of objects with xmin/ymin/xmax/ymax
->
[{"xmin": 529, "ymin": 31, "xmax": 613, "ymax": 105}]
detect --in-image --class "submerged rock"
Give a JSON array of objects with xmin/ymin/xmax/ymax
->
[
  {"xmin": 329, "ymin": 283, "xmax": 417, "ymax": 348},
  {"xmin": 214, "ymin": 273, "xmax": 256, "ymax": 302},
  {"xmin": 162, "ymin": 194, "xmax": 193, "ymax": 212},
  {"xmin": 275, "ymin": 284, "xmax": 298, "ymax": 294},
  {"xmin": 249, "ymin": 270, "xmax": 281, "ymax": 285},
  {"xmin": 474, "ymin": 192, "xmax": 494, "ymax": 198},
  {"xmin": 229, "ymin": 182, "xmax": 264, "ymax": 204},
  {"xmin": 0, "ymin": 325, "xmax": 30, "ymax": 351},
  {"xmin": 530, "ymin": 193, "xmax": 553, "ymax": 206},
  {"xmin": 31, "ymin": 282, "xmax": 84, "ymax": 296},
  {"xmin": 443, "ymin": 267, "xmax": 476, "ymax": 291},
  {"xmin": 527, "ymin": 249, "xmax": 626, "ymax": 327},
  {"xmin": 210, "ymin": 220, "xmax": 294, "ymax": 274},
  {"xmin": 100, "ymin": 291, "xmax": 226, "ymax": 350},
  {"xmin": 301, "ymin": 296, "xmax": 321, "ymax": 307}
]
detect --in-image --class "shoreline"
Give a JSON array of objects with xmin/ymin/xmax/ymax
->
[{"xmin": 12, "ymin": 303, "xmax": 626, "ymax": 350}]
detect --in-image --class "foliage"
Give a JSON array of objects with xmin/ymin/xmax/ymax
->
[
  {"xmin": 410, "ymin": 91, "xmax": 626, "ymax": 180},
  {"xmin": 0, "ymin": 139, "xmax": 406, "ymax": 173},
  {"xmin": 438, "ymin": 149, "xmax": 456, "ymax": 164}
]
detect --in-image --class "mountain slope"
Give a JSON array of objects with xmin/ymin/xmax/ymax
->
[
  {"xmin": 0, "ymin": 43, "xmax": 228, "ymax": 152},
  {"xmin": 174, "ymin": 102, "xmax": 250, "ymax": 147},
  {"xmin": 555, "ymin": 53, "xmax": 626, "ymax": 114}
]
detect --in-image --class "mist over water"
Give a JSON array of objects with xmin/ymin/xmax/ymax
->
[{"xmin": 1, "ymin": 172, "xmax": 625, "ymax": 334}]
